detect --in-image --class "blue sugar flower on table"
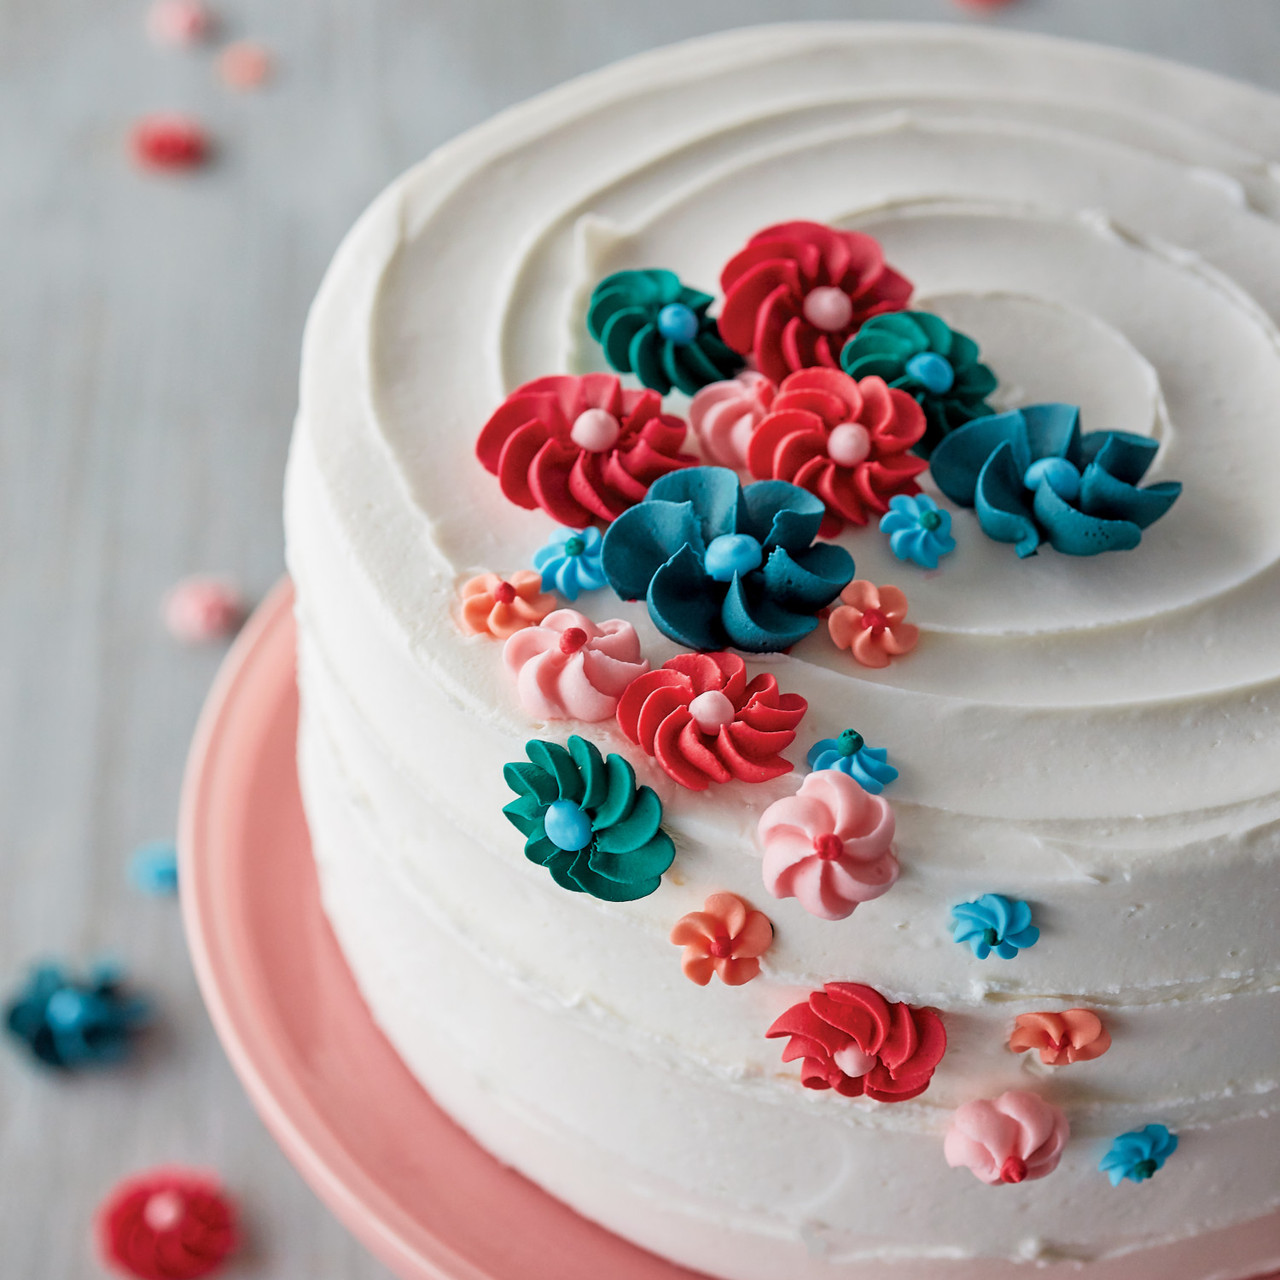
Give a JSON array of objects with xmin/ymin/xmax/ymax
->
[
  {"xmin": 950, "ymin": 894, "xmax": 1040, "ymax": 960},
  {"xmin": 807, "ymin": 729, "xmax": 898, "ymax": 795},
  {"xmin": 587, "ymin": 269, "xmax": 743, "ymax": 396},
  {"xmin": 879, "ymin": 494, "xmax": 956, "ymax": 569},
  {"xmin": 128, "ymin": 840, "xmax": 179, "ymax": 896},
  {"xmin": 929, "ymin": 403, "xmax": 1181, "ymax": 559},
  {"xmin": 1099, "ymin": 1125, "xmax": 1179, "ymax": 1186},
  {"xmin": 601, "ymin": 466, "xmax": 855, "ymax": 653},
  {"xmin": 533, "ymin": 526, "xmax": 607, "ymax": 601}
]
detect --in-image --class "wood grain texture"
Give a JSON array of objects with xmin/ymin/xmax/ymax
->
[{"xmin": 0, "ymin": 2, "xmax": 1276, "ymax": 1275}]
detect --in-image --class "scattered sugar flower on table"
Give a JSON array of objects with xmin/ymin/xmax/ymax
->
[
  {"xmin": 617, "ymin": 651, "xmax": 807, "ymax": 790},
  {"xmin": 129, "ymin": 841, "xmax": 180, "ymax": 896},
  {"xmin": 670, "ymin": 893, "xmax": 773, "ymax": 986},
  {"xmin": 130, "ymin": 115, "xmax": 211, "ymax": 172},
  {"xmin": 880, "ymin": 494, "xmax": 956, "ymax": 569},
  {"xmin": 826, "ymin": 580, "xmax": 918, "ymax": 669},
  {"xmin": 533, "ymin": 526, "xmax": 607, "ymax": 601},
  {"xmin": 806, "ymin": 729, "xmax": 897, "ymax": 794},
  {"xmin": 757, "ymin": 769, "xmax": 898, "ymax": 920},
  {"xmin": 217, "ymin": 40, "xmax": 273, "ymax": 91},
  {"xmin": 945, "ymin": 1091, "xmax": 1070, "ymax": 1185},
  {"xmin": 95, "ymin": 1166, "xmax": 239, "ymax": 1280},
  {"xmin": 162, "ymin": 575, "xmax": 244, "ymax": 642},
  {"xmin": 145, "ymin": 0, "xmax": 213, "ymax": 47},
  {"xmin": 458, "ymin": 571, "xmax": 556, "ymax": 639},
  {"xmin": 719, "ymin": 221, "xmax": 913, "ymax": 384},
  {"xmin": 689, "ymin": 371, "xmax": 776, "ymax": 471},
  {"xmin": 951, "ymin": 894, "xmax": 1040, "ymax": 960},
  {"xmin": 1009, "ymin": 1009, "xmax": 1110, "ymax": 1065},
  {"xmin": 1099, "ymin": 1124, "xmax": 1179, "ymax": 1186},
  {"xmin": 586, "ymin": 270, "xmax": 742, "ymax": 396},
  {"xmin": 767, "ymin": 982, "xmax": 946, "ymax": 1102}
]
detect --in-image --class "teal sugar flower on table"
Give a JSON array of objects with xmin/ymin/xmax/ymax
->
[
  {"xmin": 950, "ymin": 894, "xmax": 1040, "ymax": 960},
  {"xmin": 879, "ymin": 494, "xmax": 956, "ymax": 569},
  {"xmin": 1099, "ymin": 1125, "xmax": 1179, "ymax": 1186},
  {"xmin": 533, "ymin": 526, "xmax": 607, "ymax": 601},
  {"xmin": 806, "ymin": 729, "xmax": 898, "ymax": 795}
]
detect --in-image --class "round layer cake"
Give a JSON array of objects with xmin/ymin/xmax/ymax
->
[{"xmin": 284, "ymin": 22, "xmax": 1280, "ymax": 1280}]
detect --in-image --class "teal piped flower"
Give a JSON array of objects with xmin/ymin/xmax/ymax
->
[
  {"xmin": 879, "ymin": 494, "xmax": 956, "ymax": 569},
  {"xmin": 587, "ymin": 270, "xmax": 743, "ymax": 396},
  {"xmin": 533, "ymin": 526, "xmax": 606, "ymax": 601},
  {"xmin": 1099, "ymin": 1125, "xmax": 1179, "ymax": 1186},
  {"xmin": 840, "ymin": 312, "xmax": 997, "ymax": 457},
  {"xmin": 806, "ymin": 730, "xmax": 898, "ymax": 795},
  {"xmin": 950, "ymin": 894, "xmax": 1040, "ymax": 960},
  {"xmin": 503, "ymin": 736, "xmax": 676, "ymax": 902}
]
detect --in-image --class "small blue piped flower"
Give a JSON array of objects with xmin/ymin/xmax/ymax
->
[
  {"xmin": 807, "ymin": 729, "xmax": 898, "ymax": 795},
  {"xmin": 950, "ymin": 894, "xmax": 1040, "ymax": 960},
  {"xmin": 4, "ymin": 962, "xmax": 150, "ymax": 1070},
  {"xmin": 533, "ymin": 526, "xmax": 607, "ymax": 601},
  {"xmin": 128, "ymin": 841, "xmax": 179, "ymax": 896},
  {"xmin": 1099, "ymin": 1125, "xmax": 1179, "ymax": 1186},
  {"xmin": 879, "ymin": 494, "xmax": 957, "ymax": 569}
]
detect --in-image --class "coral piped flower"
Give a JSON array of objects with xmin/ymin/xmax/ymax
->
[
  {"xmin": 617, "ymin": 651, "xmax": 807, "ymax": 790},
  {"xmin": 1099, "ymin": 1124, "xmax": 1179, "ymax": 1186},
  {"xmin": 746, "ymin": 368, "xmax": 927, "ymax": 534},
  {"xmin": 476, "ymin": 373, "xmax": 696, "ymax": 528},
  {"xmin": 1010, "ymin": 1010, "xmax": 1111, "ymax": 1066},
  {"xmin": 757, "ymin": 769, "xmax": 898, "ymax": 920},
  {"xmin": 670, "ymin": 893, "xmax": 773, "ymax": 986},
  {"xmin": 827, "ymin": 580, "xmax": 919, "ymax": 669},
  {"xmin": 767, "ymin": 982, "xmax": 946, "ymax": 1102},
  {"xmin": 503, "ymin": 609, "xmax": 649, "ymax": 722},
  {"xmin": 719, "ymin": 221, "xmax": 913, "ymax": 384},
  {"xmin": 459, "ymin": 571, "xmax": 556, "ymax": 639},
  {"xmin": 689, "ymin": 371, "xmax": 777, "ymax": 471},
  {"xmin": 945, "ymin": 1091, "xmax": 1070, "ymax": 1185}
]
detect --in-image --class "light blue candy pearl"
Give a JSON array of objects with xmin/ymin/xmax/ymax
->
[
  {"xmin": 704, "ymin": 533, "xmax": 763, "ymax": 583},
  {"xmin": 1024, "ymin": 456, "xmax": 1081, "ymax": 501},
  {"xmin": 656, "ymin": 303, "xmax": 699, "ymax": 346},
  {"xmin": 544, "ymin": 799, "xmax": 593, "ymax": 852},
  {"xmin": 906, "ymin": 351, "xmax": 955, "ymax": 395}
]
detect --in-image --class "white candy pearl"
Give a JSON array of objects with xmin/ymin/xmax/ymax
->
[
  {"xmin": 688, "ymin": 690, "xmax": 736, "ymax": 733},
  {"xmin": 833, "ymin": 1044, "xmax": 878, "ymax": 1078},
  {"xmin": 802, "ymin": 286, "xmax": 854, "ymax": 332},
  {"xmin": 827, "ymin": 422, "xmax": 872, "ymax": 467},
  {"xmin": 570, "ymin": 408, "xmax": 621, "ymax": 452}
]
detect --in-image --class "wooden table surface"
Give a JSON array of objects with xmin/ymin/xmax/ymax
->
[{"xmin": 1, "ymin": 1, "xmax": 1277, "ymax": 1275}]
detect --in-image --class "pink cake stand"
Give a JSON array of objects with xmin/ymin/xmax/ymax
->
[{"xmin": 178, "ymin": 579, "xmax": 707, "ymax": 1280}]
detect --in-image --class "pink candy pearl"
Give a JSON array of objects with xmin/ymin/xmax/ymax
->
[
  {"xmin": 827, "ymin": 422, "xmax": 872, "ymax": 467},
  {"xmin": 570, "ymin": 408, "xmax": 621, "ymax": 453},
  {"xmin": 833, "ymin": 1043, "xmax": 878, "ymax": 1078},
  {"xmin": 143, "ymin": 1190, "xmax": 185, "ymax": 1231},
  {"xmin": 802, "ymin": 286, "xmax": 854, "ymax": 332},
  {"xmin": 688, "ymin": 690, "xmax": 736, "ymax": 733}
]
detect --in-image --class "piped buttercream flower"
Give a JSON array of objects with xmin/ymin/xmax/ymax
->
[
  {"xmin": 477, "ymin": 373, "xmax": 696, "ymax": 528},
  {"xmin": 929, "ymin": 403, "xmax": 1182, "ymax": 558},
  {"xmin": 951, "ymin": 894, "xmax": 1040, "ymax": 960},
  {"xmin": 503, "ymin": 735, "xmax": 675, "ymax": 902},
  {"xmin": 689, "ymin": 371, "xmax": 777, "ymax": 471},
  {"xmin": 601, "ymin": 466, "xmax": 855, "ymax": 653},
  {"xmin": 719, "ymin": 222, "xmax": 913, "ymax": 384},
  {"xmin": 459, "ymin": 571, "xmax": 557, "ymax": 638},
  {"xmin": 757, "ymin": 769, "xmax": 898, "ymax": 920},
  {"xmin": 534, "ymin": 526, "xmax": 607, "ymax": 601},
  {"xmin": 670, "ymin": 893, "xmax": 773, "ymax": 986},
  {"xmin": 587, "ymin": 270, "xmax": 743, "ymax": 396},
  {"xmin": 1009, "ymin": 1009, "xmax": 1111, "ymax": 1066},
  {"xmin": 617, "ymin": 651, "xmax": 807, "ymax": 790},
  {"xmin": 879, "ymin": 494, "xmax": 956, "ymax": 569},
  {"xmin": 766, "ymin": 982, "xmax": 946, "ymax": 1102},
  {"xmin": 840, "ymin": 311, "xmax": 997, "ymax": 457},
  {"xmin": 945, "ymin": 1091, "xmax": 1070, "ymax": 1185},
  {"xmin": 826, "ymin": 580, "xmax": 919, "ymax": 669},
  {"xmin": 1099, "ymin": 1124, "xmax": 1179, "ymax": 1186},
  {"xmin": 806, "ymin": 729, "xmax": 897, "ymax": 794},
  {"xmin": 745, "ymin": 368, "xmax": 928, "ymax": 534}
]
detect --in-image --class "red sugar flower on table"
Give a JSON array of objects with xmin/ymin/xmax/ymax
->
[
  {"xmin": 767, "ymin": 982, "xmax": 946, "ymax": 1101},
  {"xmin": 616, "ymin": 651, "xmax": 807, "ymax": 791},
  {"xmin": 476, "ymin": 373, "xmax": 696, "ymax": 528},
  {"xmin": 130, "ymin": 115, "xmax": 210, "ymax": 171},
  {"xmin": 458, "ymin": 571, "xmax": 556, "ymax": 639},
  {"xmin": 1009, "ymin": 1009, "xmax": 1111, "ymax": 1066},
  {"xmin": 719, "ymin": 221, "xmax": 913, "ymax": 384},
  {"xmin": 745, "ymin": 367, "xmax": 927, "ymax": 534},
  {"xmin": 827, "ymin": 580, "xmax": 919, "ymax": 669},
  {"xmin": 670, "ymin": 892, "xmax": 773, "ymax": 986}
]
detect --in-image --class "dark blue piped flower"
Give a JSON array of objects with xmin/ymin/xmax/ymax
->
[
  {"xmin": 879, "ymin": 494, "xmax": 956, "ymax": 569},
  {"xmin": 1099, "ymin": 1125, "xmax": 1179, "ymax": 1186},
  {"xmin": 807, "ymin": 730, "xmax": 898, "ymax": 795},
  {"xmin": 601, "ymin": 466, "xmax": 855, "ymax": 653},
  {"xmin": 587, "ymin": 270, "xmax": 743, "ymax": 396},
  {"xmin": 929, "ymin": 404, "xmax": 1181, "ymax": 558},
  {"xmin": 129, "ymin": 841, "xmax": 179, "ymax": 896},
  {"xmin": 533, "ymin": 526, "xmax": 606, "ymax": 601},
  {"xmin": 4, "ymin": 962, "xmax": 150, "ymax": 1069},
  {"xmin": 950, "ymin": 894, "xmax": 1040, "ymax": 960}
]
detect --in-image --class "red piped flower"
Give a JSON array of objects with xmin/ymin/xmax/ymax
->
[
  {"xmin": 767, "ymin": 982, "xmax": 946, "ymax": 1102},
  {"xmin": 476, "ymin": 373, "xmax": 696, "ymax": 528},
  {"xmin": 616, "ymin": 651, "xmax": 807, "ymax": 791},
  {"xmin": 129, "ymin": 115, "xmax": 210, "ymax": 171},
  {"xmin": 670, "ymin": 892, "xmax": 773, "ymax": 986},
  {"xmin": 719, "ymin": 222, "xmax": 913, "ymax": 384},
  {"xmin": 95, "ymin": 1167, "xmax": 239, "ymax": 1280},
  {"xmin": 746, "ymin": 367, "xmax": 927, "ymax": 534}
]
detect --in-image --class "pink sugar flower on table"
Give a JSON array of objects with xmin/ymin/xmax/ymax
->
[
  {"xmin": 1009, "ymin": 1009, "xmax": 1111, "ymax": 1066},
  {"xmin": 827, "ymin": 579, "xmax": 918, "ymax": 668},
  {"xmin": 458, "ymin": 571, "xmax": 556, "ymax": 639},
  {"xmin": 218, "ymin": 41, "xmax": 273, "ymax": 91},
  {"xmin": 162, "ymin": 575, "xmax": 244, "ymax": 643},
  {"xmin": 670, "ymin": 893, "xmax": 773, "ymax": 986},
  {"xmin": 688, "ymin": 371, "xmax": 776, "ymax": 471},
  {"xmin": 757, "ymin": 769, "xmax": 898, "ymax": 920},
  {"xmin": 945, "ymin": 1090, "xmax": 1070, "ymax": 1185},
  {"xmin": 145, "ymin": 0, "xmax": 213, "ymax": 48}
]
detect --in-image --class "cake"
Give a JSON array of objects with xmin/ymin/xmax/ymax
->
[{"xmin": 284, "ymin": 22, "xmax": 1280, "ymax": 1280}]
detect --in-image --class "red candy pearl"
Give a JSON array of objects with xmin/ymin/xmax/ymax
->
[
  {"xmin": 559, "ymin": 627, "xmax": 589, "ymax": 655},
  {"xmin": 859, "ymin": 608, "xmax": 889, "ymax": 634},
  {"xmin": 813, "ymin": 834, "xmax": 845, "ymax": 861},
  {"xmin": 493, "ymin": 581, "xmax": 516, "ymax": 605},
  {"xmin": 1000, "ymin": 1156, "xmax": 1029, "ymax": 1184},
  {"xmin": 708, "ymin": 935, "xmax": 734, "ymax": 959}
]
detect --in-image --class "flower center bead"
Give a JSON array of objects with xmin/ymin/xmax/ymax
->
[
  {"xmin": 569, "ymin": 407, "xmax": 622, "ymax": 453},
  {"xmin": 814, "ymin": 833, "xmax": 845, "ymax": 860},
  {"xmin": 564, "ymin": 536, "xmax": 585, "ymax": 557},
  {"xmin": 1023, "ymin": 456, "xmax": 1082, "ymax": 501},
  {"xmin": 905, "ymin": 352, "xmax": 955, "ymax": 394},
  {"xmin": 919, "ymin": 510, "xmax": 943, "ymax": 532},
  {"xmin": 544, "ymin": 799, "xmax": 593, "ymax": 852},
  {"xmin": 859, "ymin": 608, "xmax": 889, "ymax": 634},
  {"xmin": 656, "ymin": 303, "xmax": 699, "ymax": 346},
  {"xmin": 45, "ymin": 989, "xmax": 87, "ymax": 1030},
  {"xmin": 999, "ymin": 1156, "xmax": 1029, "ymax": 1185},
  {"xmin": 826, "ymin": 422, "xmax": 872, "ymax": 468},
  {"xmin": 558, "ymin": 627, "xmax": 589, "ymax": 655},
  {"xmin": 143, "ymin": 1190, "xmax": 186, "ymax": 1232},
  {"xmin": 704, "ymin": 533, "xmax": 763, "ymax": 582},
  {"xmin": 832, "ymin": 1043, "xmax": 878, "ymax": 1078},
  {"xmin": 836, "ymin": 729, "xmax": 864, "ymax": 757},
  {"xmin": 493, "ymin": 581, "xmax": 517, "ymax": 605},
  {"xmin": 1132, "ymin": 1159, "xmax": 1158, "ymax": 1181},
  {"xmin": 708, "ymin": 934, "xmax": 734, "ymax": 960},
  {"xmin": 688, "ymin": 689, "xmax": 736, "ymax": 733},
  {"xmin": 982, "ymin": 927, "xmax": 1000, "ymax": 948},
  {"xmin": 802, "ymin": 286, "xmax": 854, "ymax": 332}
]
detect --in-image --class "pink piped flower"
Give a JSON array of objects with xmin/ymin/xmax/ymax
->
[
  {"xmin": 1009, "ymin": 1010, "xmax": 1111, "ymax": 1066},
  {"xmin": 688, "ymin": 371, "xmax": 776, "ymax": 471},
  {"xmin": 503, "ymin": 609, "xmax": 648, "ymax": 722},
  {"xmin": 757, "ymin": 769, "xmax": 898, "ymax": 920},
  {"xmin": 162, "ymin": 576, "xmax": 245, "ymax": 643},
  {"xmin": 459, "ymin": 571, "xmax": 556, "ymax": 639},
  {"xmin": 669, "ymin": 893, "xmax": 773, "ymax": 986},
  {"xmin": 945, "ymin": 1090, "xmax": 1070, "ymax": 1185},
  {"xmin": 827, "ymin": 580, "xmax": 919, "ymax": 669}
]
